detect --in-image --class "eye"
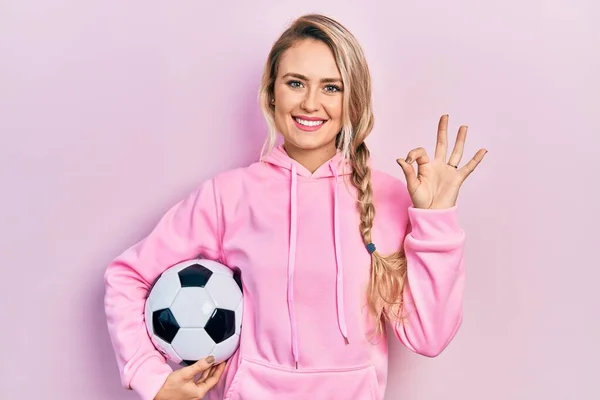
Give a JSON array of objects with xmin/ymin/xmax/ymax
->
[
  {"xmin": 324, "ymin": 85, "xmax": 342, "ymax": 93},
  {"xmin": 286, "ymin": 80, "xmax": 304, "ymax": 89}
]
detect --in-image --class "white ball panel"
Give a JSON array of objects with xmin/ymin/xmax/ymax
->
[
  {"xmin": 205, "ymin": 273, "xmax": 242, "ymax": 311},
  {"xmin": 144, "ymin": 302, "xmax": 153, "ymax": 333},
  {"xmin": 212, "ymin": 333, "xmax": 240, "ymax": 364},
  {"xmin": 151, "ymin": 334, "xmax": 182, "ymax": 364},
  {"xmin": 234, "ymin": 300, "xmax": 243, "ymax": 334},
  {"xmin": 146, "ymin": 271, "xmax": 181, "ymax": 312},
  {"xmin": 171, "ymin": 328, "xmax": 216, "ymax": 361},
  {"xmin": 170, "ymin": 287, "xmax": 216, "ymax": 328}
]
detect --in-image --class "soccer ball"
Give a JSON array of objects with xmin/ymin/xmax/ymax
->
[{"xmin": 144, "ymin": 258, "xmax": 243, "ymax": 366}]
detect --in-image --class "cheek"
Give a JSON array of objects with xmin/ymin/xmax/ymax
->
[
  {"xmin": 273, "ymin": 109, "xmax": 288, "ymax": 134},
  {"xmin": 273, "ymin": 100, "xmax": 295, "ymax": 133},
  {"xmin": 274, "ymin": 102, "xmax": 293, "ymax": 124},
  {"xmin": 324, "ymin": 98, "xmax": 344, "ymax": 123},
  {"xmin": 274, "ymin": 91, "xmax": 298, "ymax": 116}
]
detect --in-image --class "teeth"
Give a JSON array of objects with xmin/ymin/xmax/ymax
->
[{"xmin": 295, "ymin": 118, "xmax": 324, "ymax": 127}]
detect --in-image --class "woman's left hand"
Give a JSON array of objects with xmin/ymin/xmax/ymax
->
[{"xmin": 396, "ymin": 114, "xmax": 487, "ymax": 209}]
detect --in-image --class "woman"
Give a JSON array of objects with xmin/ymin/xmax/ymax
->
[{"xmin": 104, "ymin": 13, "xmax": 487, "ymax": 400}]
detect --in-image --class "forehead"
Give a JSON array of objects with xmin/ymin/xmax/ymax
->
[{"xmin": 277, "ymin": 39, "xmax": 341, "ymax": 79}]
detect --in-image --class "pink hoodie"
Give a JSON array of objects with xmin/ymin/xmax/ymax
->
[{"xmin": 104, "ymin": 144, "xmax": 466, "ymax": 400}]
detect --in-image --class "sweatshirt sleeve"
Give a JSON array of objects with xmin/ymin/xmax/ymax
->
[
  {"xmin": 392, "ymin": 205, "xmax": 466, "ymax": 357},
  {"xmin": 103, "ymin": 179, "xmax": 223, "ymax": 400}
]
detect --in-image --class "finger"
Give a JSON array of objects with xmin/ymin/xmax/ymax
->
[
  {"xmin": 434, "ymin": 114, "xmax": 449, "ymax": 160},
  {"xmin": 208, "ymin": 362, "xmax": 224, "ymax": 380},
  {"xmin": 195, "ymin": 365, "xmax": 215, "ymax": 384},
  {"xmin": 447, "ymin": 125, "xmax": 468, "ymax": 167},
  {"xmin": 405, "ymin": 147, "xmax": 429, "ymax": 165},
  {"xmin": 396, "ymin": 158, "xmax": 419, "ymax": 189},
  {"xmin": 196, "ymin": 362, "xmax": 226, "ymax": 396},
  {"xmin": 212, "ymin": 362, "xmax": 226, "ymax": 380},
  {"xmin": 459, "ymin": 148, "xmax": 488, "ymax": 178},
  {"xmin": 181, "ymin": 356, "xmax": 215, "ymax": 379}
]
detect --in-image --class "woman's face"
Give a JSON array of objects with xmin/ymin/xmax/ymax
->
[{"xmin": 272, "ymin": 39, "xmax": 344, "ymax": 158}]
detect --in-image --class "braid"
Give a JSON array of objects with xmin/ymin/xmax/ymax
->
[
  {"xmin": 350, "ymin": 142, "xmax": 408, "ymax": 336},
  {"xmin": 350, "ymin": 144, "xmax": 375, "ymax": 244}
]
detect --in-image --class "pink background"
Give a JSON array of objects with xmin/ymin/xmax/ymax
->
[{"xmin": 1, "ymin": 1, "xmax": 598, "ymax": 399}]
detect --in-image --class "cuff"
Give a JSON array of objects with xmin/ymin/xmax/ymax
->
[
  {"xmin": 407, "ymin": 205, "xmax": 463, "ymax": 241},
  {"xmin": 129, "ymin": 356, "xmax": 173, "ymax": 400}
]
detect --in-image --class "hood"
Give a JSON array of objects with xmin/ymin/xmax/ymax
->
[{"xmin": 261, "ymin": 144, "xmax": 353, "ymax": 368}]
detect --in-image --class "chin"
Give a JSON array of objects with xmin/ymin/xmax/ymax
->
[
  {"xmin": 285, "ymin": 124, "xmax": 338, "ymax": 151},
  {"xmin": 286, "ymin": 133, "xmax": 336, "ymax": 152}
]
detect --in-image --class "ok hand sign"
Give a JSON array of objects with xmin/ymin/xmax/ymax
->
[{"xmin": 396, "ymin": 114, "xmax": 487, "ymax": 209}]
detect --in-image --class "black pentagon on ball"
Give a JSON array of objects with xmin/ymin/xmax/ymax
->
[
  {"xmin": 178, "ymin": 263, "xmax": 213, "ymax": 288},
  {"xmin": 152, "ymin": 308, "xmax": 180, "ymax": 344},
  {"xmin": 204, "ymin": 308, "xmax": 236, "ymax": 343},
  {"xmin": 180, "ymin": 359, "xmax": 197, "ymax": 367}
]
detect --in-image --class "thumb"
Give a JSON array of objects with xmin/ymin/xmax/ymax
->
[
  {"xmin": 180, "ymin": 356, "xmax": 215, "ymax": 379},
  {"xmin": 396, "ymin": 158, "xmax": 419, "ymax": 189}
]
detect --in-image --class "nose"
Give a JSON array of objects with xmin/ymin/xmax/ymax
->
[{"xmin": 301, "ymin": 89, "xmax": 320, "ymax": 113}]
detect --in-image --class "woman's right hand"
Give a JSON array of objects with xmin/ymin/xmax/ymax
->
[{"xmin": 154, "ymin": 356, "xmax": 226, "ymax": 400}]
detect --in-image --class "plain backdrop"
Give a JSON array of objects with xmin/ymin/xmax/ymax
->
[{"xmin": 1, "ymin": 1, "xmax": 598, "ymax": 399}]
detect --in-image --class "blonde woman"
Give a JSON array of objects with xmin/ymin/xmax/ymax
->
[{"xmin": 104, "ymin": 13, "xmax": 487, "ymax": 400}]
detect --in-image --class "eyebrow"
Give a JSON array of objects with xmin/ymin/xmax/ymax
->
[{"xmin": 281, "ymin": 72, "xmax": 342, "ymax": 84}]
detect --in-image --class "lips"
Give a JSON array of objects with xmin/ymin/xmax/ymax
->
[{"xmin": 292, "ymin": 115, "xmax": 327, "ymax": 131}]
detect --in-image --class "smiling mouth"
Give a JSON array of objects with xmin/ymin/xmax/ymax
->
[{"xmin": 293, "ymin": 116, "xmax": 326, "ymax": 127}]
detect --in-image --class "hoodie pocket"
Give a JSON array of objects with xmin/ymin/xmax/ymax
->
[{"xmin": 224, "ymin": 358, "xmax": 379, "ymax": 400}]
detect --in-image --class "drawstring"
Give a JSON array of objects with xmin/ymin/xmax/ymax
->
[
  {"xmin": 330, "ymin": 162, "xmax": 349, "ymax": 345},
  {"xmin": 286, "ymin": 162, "xmax": 350, "ymax": 370},
  {"xmin": 287, "ymin": 164, "xmax": 299, "ymax": 369}
]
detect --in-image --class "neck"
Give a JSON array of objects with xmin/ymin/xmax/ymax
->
[{"xmin": 283, "ymin": 142, "xmax": 337, "ymax": 173}]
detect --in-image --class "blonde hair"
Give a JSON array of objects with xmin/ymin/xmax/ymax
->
[{"xmin": 258, "ymin": 14, "xmax": 407, "ymax": 335}]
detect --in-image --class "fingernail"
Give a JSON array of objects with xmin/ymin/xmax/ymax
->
[
  {"xmin": 206, "ymin": 356, "xmax": 215, "ymax": 364},
  {"xmin": 405, "ymin": 157, "xmax": 412, "ymax": 164}
]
